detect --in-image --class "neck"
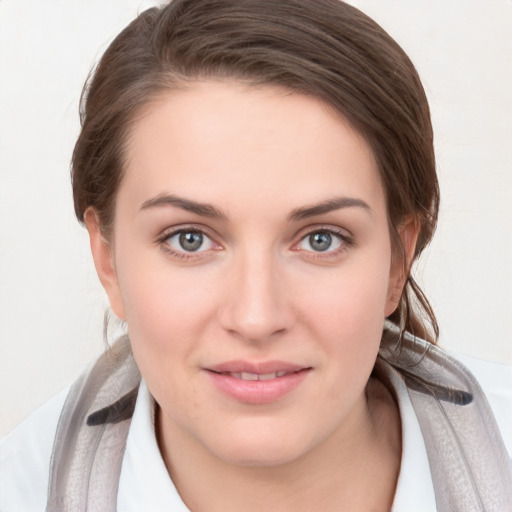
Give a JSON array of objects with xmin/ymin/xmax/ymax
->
[{"xmin": 156, "ymin": 375, "xmax": 401, "ymax": 512}]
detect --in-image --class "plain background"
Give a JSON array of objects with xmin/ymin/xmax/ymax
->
[{"xmin": 0, "ymin": 0, "xmax": 511, "ymax": 438}]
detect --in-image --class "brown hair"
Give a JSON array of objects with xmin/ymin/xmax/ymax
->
[{"xmin": 72, "ymin": 0, "xmax": 440, "ymax": 342}]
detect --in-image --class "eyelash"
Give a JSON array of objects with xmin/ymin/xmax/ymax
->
[
  {"xmin": 156, "ymin": 225, "xmax": 354, "ymax": 261},
  {"xmin": 157, "ymin": 225, "xmax": 218, "ymax": 261},
  {"xmin": 293, "ymin": 226, "xmax": 355, "ymax": 259}
]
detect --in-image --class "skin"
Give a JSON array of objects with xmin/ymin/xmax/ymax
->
[{"xmin": 86, "ymin": 81, "xmax": 418, "ymax": 511}]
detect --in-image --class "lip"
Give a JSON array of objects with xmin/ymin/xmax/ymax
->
[{"xmin": 204, "ymin": 360, "xmax": 311, "ymax": 404}]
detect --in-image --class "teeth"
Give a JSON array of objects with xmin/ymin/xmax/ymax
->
[
  {"xmin": 259, "ymin": 372, "xmax": 277, "ymax": 381},
  {"xmin": 240, "ymin": 372, "xmax": 259, "ymax": 381},
  {"xmin": 225, "ymin": 371, "xmax": 289, "ymax": 380}
]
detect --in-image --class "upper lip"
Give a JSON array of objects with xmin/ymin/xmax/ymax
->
[{"xmin": 206, "ymin": 360, "xmax": 309, "ymax": 375}]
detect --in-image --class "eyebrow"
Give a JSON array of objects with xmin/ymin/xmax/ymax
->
[
  {"xmin": 288, "ymin": 197, "xmax": 372, "ymax": 221},
  {"xmin": 140, "ymin": 193, "xmax": 371, "ymax": 221},
  {"xmin": 140, "ymin": 194, "xmax": 227, "ymax": 219}
]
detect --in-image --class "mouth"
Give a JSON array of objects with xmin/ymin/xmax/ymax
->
[
  {"xmin": 204, "ymin": 362, "xmax": 311, "ymax": 404},
  {"xmin": 209, "ymin": 369, "xmax": 304, "ymax": 381}
]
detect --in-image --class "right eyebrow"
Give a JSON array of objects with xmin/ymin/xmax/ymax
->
[{"xmin": 139, "ymin": 194, "xmax": 227, "ymax": 220}]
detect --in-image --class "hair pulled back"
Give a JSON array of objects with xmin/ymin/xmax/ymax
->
[{"xmin": 72, "ymin": 0, "xmax": 440, "ymax": 342}]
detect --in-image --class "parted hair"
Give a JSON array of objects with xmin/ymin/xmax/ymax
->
[{"xmin": 72, "ymin": 0, "xmax": 440, "ymax": 342}]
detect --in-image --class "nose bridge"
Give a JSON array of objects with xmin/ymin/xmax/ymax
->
[{"xmin": 221, "ymin": 243, "xmax": 292, "ymax": 341}]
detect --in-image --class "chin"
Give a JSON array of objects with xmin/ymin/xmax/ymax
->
[
  {"xmin": 206, "ymin": 422, "xmax": 317, "ymax": 468},
  {"xmin": 220, "ymin": 444, "xmax": 305, "ymax": 468}
]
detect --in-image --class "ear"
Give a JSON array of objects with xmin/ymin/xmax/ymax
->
[
  {"xmin": 84, "ymin": 208, "xmax": 126, "ymax": 321},
  {"xmin": 385, "ymin": 218, "xmax": 420, "ymax": 316}
]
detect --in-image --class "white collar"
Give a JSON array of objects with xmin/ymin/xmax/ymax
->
[
  {"xmin": 389, "ymin": 366, "xmax": 437, "ymax": 512},
  {"xmin": 118, "ymin": 376, "xmax": 436, "ymax": 511},
  {"xmin": 117, "ymin": 379, "xmax": 189, "ymax": 511}
]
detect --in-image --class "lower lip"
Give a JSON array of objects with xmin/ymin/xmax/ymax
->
[{"xmin": 205, "ymin": 369, "xmax": 310, "ymax": 404}]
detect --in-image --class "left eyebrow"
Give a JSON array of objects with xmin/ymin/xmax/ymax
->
[{"xmin": 288, "ymin": 197, "xmax": 372, "ymax": 221}]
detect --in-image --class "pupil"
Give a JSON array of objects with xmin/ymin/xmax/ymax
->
[
  {"xmin": 310, "ymin": 232, "xmax": 331, "ymax": 251},
  {"xmin": 179, "ymin": 231, "xmax": 203, "ymax": 251}
]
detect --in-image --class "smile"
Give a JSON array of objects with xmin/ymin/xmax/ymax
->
[
  {"xmin": 217, "ymin": 371, "xmax": 290, "ymax": 381},
  {"xmin": 205, "ymin": 362, "xmax": 311, "ymax": 404}
]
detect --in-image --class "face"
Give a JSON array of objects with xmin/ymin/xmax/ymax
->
[{"xmin": 88, "ymin": 81, "xmax": 410, "ymax": 467}]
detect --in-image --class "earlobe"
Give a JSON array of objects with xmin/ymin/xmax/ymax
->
[
  {"xmin": 84, "ymin": 208, "xmax": 126, "ymax": 321},
  {"xmin": 385, "ymin": 218, "xmax": 420, "ymax": 316}
]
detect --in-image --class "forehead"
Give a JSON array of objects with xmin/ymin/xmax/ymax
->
[{"xmin": 120, "ymin": 80, "xmax": 385, "ymax": 219}]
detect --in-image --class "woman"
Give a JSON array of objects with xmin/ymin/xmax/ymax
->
[{"xmin": 1, "ymin": 1, "xmax": 510, "ymax": 511}]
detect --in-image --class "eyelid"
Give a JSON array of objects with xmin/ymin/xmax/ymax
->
[
  {"xmin": 157, "ymin": 223, "xmax": 218, "ymax": 241},
  {"xmin": 293, "ymin": 224, "xmax": 353, "ymax": 244}
]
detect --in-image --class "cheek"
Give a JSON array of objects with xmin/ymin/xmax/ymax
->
[
  {"xmin": 121, "ymin": 268, "xmax": 216, "ymax": 342},
  {"xmin": 116, "ymin": 260, "xmax": 218, "ymax": 417},
  {"xmin": 302, "ymin": 253, "xmax": 391, "ymax": 332},
  {"xmin": 112, "ymin": 241, "xmax": 219, "ymax": 369},
  {"xmin": 296, "ymin": 250, "xmax": 392, "ymax": 376}
]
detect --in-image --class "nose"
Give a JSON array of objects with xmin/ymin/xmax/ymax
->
[{"xmin": 219, "ymin": 249, "xmax": 295, "ymax": 343}]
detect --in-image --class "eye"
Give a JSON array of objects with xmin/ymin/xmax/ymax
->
[
  {"xmin": 164, "ymin": 229, "xmax": 215, "ymax": 253},
  {"xmin": 297, "ymin": 230, "xmax": 344, "ymax": 253}
]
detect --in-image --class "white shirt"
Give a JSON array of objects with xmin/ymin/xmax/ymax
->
[{"xmin": 1, "ymin": 352, "xmax": 510, "ymax": 511}]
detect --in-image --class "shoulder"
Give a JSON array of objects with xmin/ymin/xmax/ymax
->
[{"xmin": 0, "ymin": 386, "xmax": 69, "ymax": 512}]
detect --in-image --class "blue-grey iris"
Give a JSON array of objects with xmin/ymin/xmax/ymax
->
[
  {"xmin": 309, "ymin": 232, "xmax": 332, "ymax": 251},
  {"xmin": 179, "ymin": 231, "xmax": 203, "ymax": 251}
]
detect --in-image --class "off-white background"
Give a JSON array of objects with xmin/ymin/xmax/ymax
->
[{"xmin": 0, "ymin": 0, "xmax": 511, "ymax": 438}]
